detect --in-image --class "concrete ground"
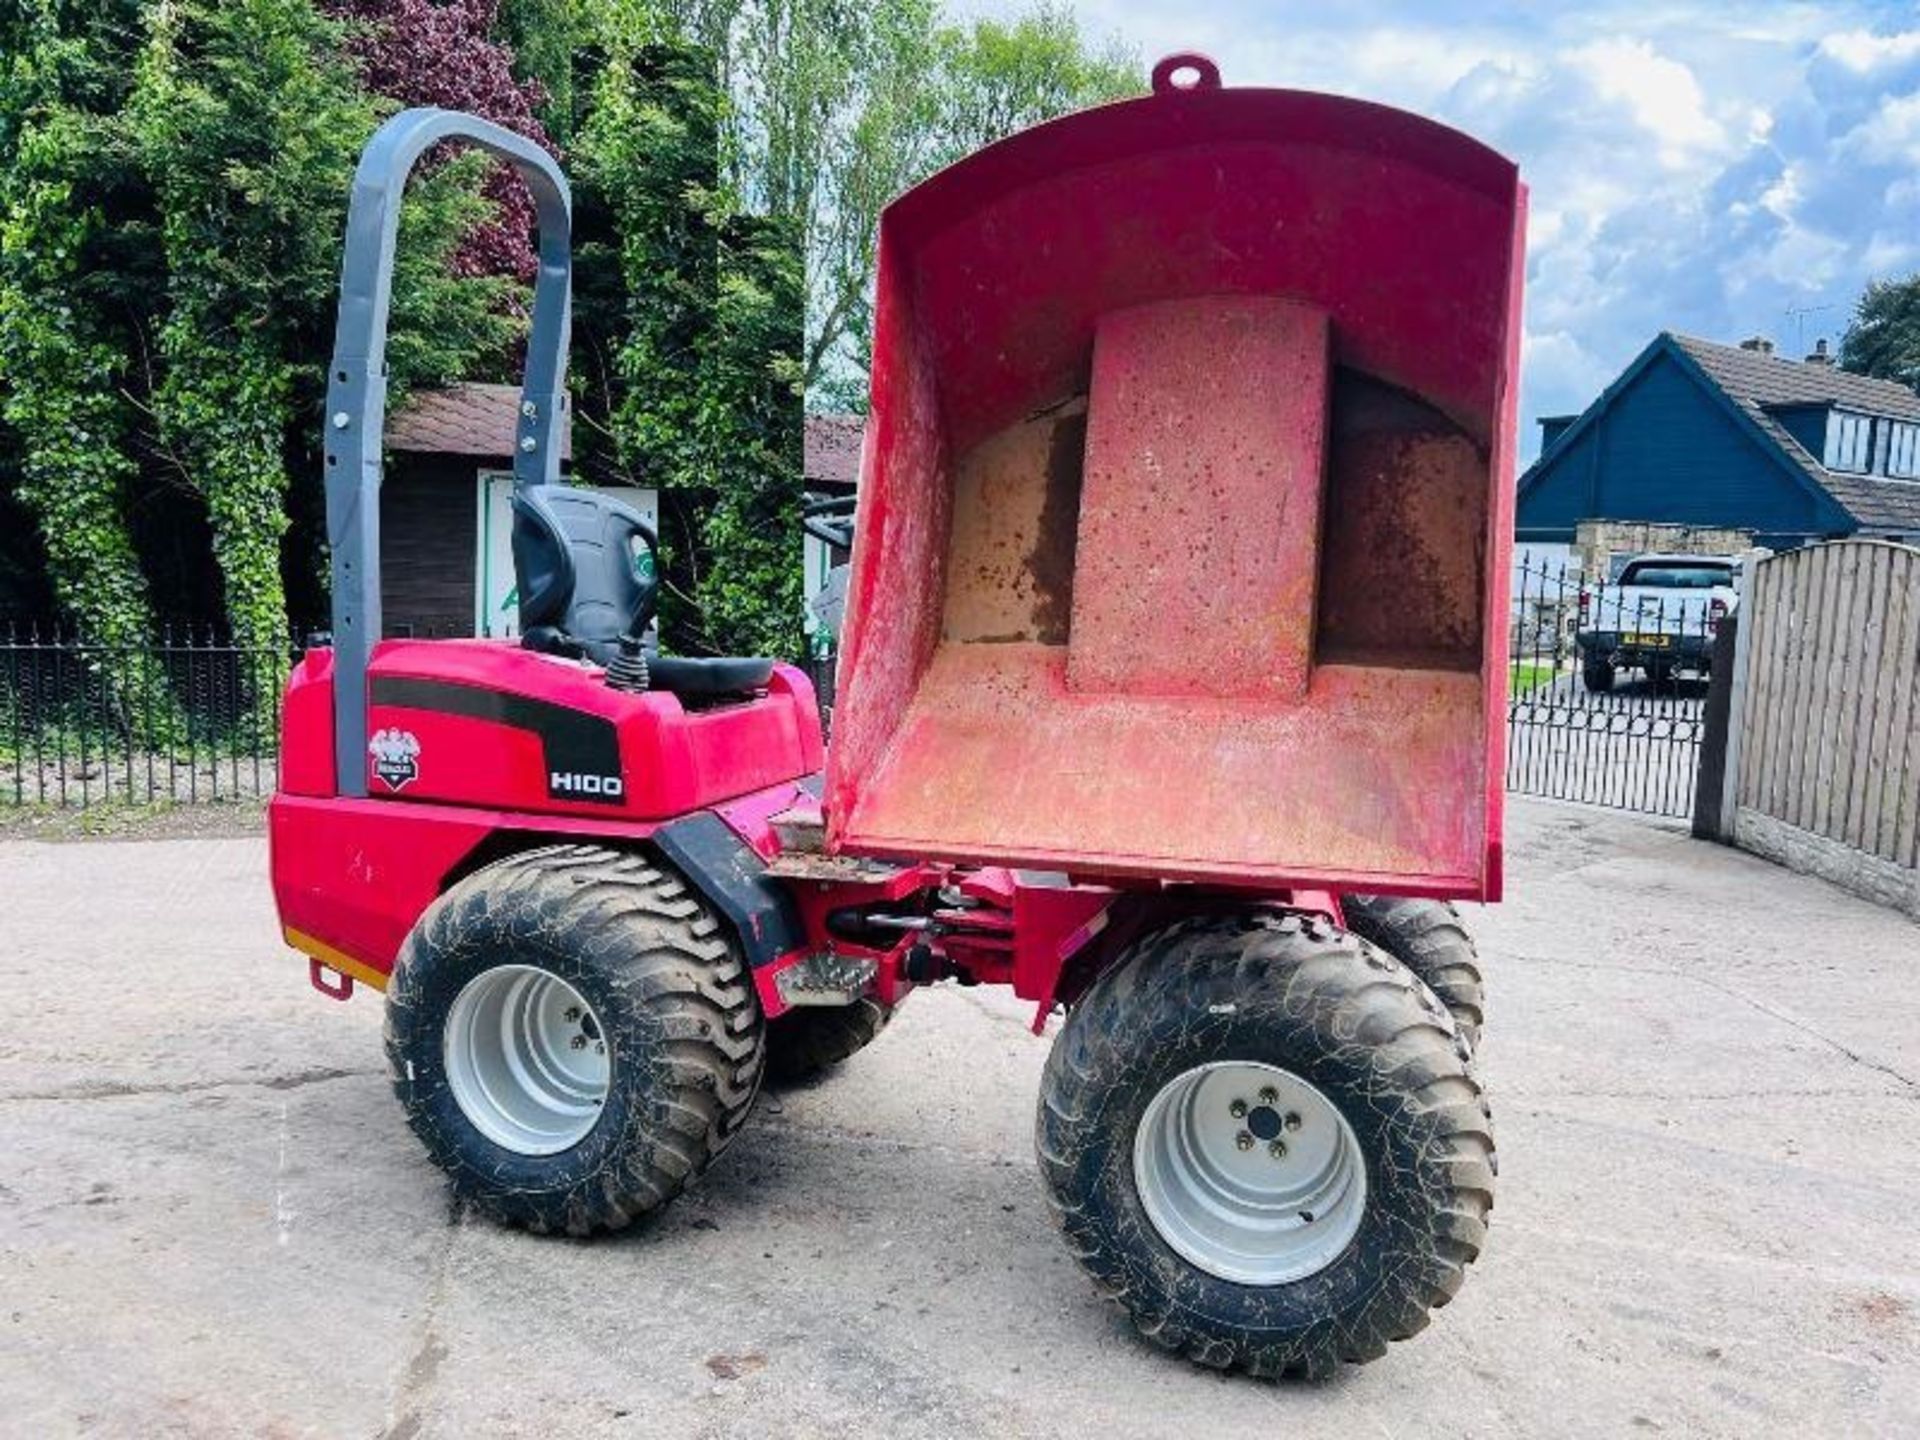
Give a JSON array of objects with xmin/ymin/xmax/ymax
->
[{"xmin": 2, "ymin": 799, "xmax": 1917, "ymax": 1439}]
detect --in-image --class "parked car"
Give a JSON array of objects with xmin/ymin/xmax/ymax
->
[{"xmin": 1576, "ymin": 553, "xmax": 1738, "ymax": 692}]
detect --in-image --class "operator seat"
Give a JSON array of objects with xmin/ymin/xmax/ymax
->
[{"xmin": 509, "ymin": 486, "xmax": 775, "ymax": 700}]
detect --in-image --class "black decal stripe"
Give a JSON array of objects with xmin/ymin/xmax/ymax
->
[
  {"xmin": 652, "ymin": 812, "xmax": 804, "ymax": 968},
  {"xmin": 369, "ymin": 675, "xmax": 624, "ymax": 805}
]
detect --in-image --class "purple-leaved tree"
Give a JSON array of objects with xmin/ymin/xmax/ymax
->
[{"xmin": 323, "ymin": 0, "xmax": 553, "ymax": 280}]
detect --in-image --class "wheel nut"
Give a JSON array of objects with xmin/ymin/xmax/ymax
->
[
  {"xmin": 1258, "ymin": 1086, "xmax": 1279, "ymax": 1104},
  {"xmin": 594, "ymin": 1042, "xmax": 606, "ymax": 1055},
  {"xmin": 569, "ymin": 1034, "xmax": 588, "ymax": 1050},
  {"xmin": 1235, "ymin": 1131, "xmax": 1254, "ymax": 1151},
  {"xmin": 1284, "ymin": 1111, "xmax": 1303, "ymax": 1132},
  {"xmin": 1229, "ymin": 1099, "xmax": 1248, "ymax": 1118},
  {"xmin": 564, "ymin": 1006, "xmax": 582, "ymax": 1023},
  {"xmin": 1269, "ymin": 1140, "xmax": 1288, "ymax": 1160}
]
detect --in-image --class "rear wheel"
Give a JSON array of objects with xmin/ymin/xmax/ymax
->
[
  {"xmin": 1340, "ymin": 895, "xmax": 1485, "ymax": 1052},
  {"xmin": 1582, "ymin": 657, "xmax": 1615, "ymax": 692},
  {"xmin": 764, "ymin": 998, "xmax": 892, "ymax": 1084},
  {"xmin": 1037, "ymin": 913, "xmax": 1494, "ymax": 1378},
  {"xmin": 385, "ymin": 844, "xmax": 763, "ymax": 1235}
]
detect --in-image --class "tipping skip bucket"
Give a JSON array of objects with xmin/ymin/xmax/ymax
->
[{"xmin": 824, "ymin": 54, "xmax": 1526, "ymax": 899}]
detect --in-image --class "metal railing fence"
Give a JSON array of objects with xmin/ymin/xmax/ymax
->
[
  {"xmin": 4, "ymin": 624, "xmax": 845, "ymax": 810},
  {"xmin": 1504, "ymin": 559, "xmax": 1716, "ymax": 818},
  {"xmin": 2, "ymin": 624, "xmax": 291, "ymax": 808}
]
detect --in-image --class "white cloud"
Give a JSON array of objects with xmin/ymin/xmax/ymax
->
[
  {"xmin": 1817, "ymin": 28, "xmax": 1920, "ymax": 72},
  {"xmin": 1565, "ymin": 37, "xmax": 1726, "ymax": 164},
  {"xmin": 1838, "ymin": 89, "xmax": 1920, "ymax": 164},
  {"xmin": 1522, "ymin": 330, "xmax": 1617, "ymax": 408},
  {"xmin": 1343, "ymin": 29, "xmax": 1526, "ymax": 101},
  {"xmin": 1760, "ymin": 162, "xmax": 1803, "ymax": 219},
  {"xmin": 946, "ymin": 0, "xmax": 1920, "ymax": 457},
  {"xmin": 1859, "ymin": 229, "xmax": 1919, "ymax": 274},
  {"xmin": 1759, "ymin": 223, "xmax": 1851, "ymax": 289}
]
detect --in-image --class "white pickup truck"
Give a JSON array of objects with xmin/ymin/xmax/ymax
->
[{"xmin": 1575, "ymin": 553, "xmax": 1739, "ymax": 693}]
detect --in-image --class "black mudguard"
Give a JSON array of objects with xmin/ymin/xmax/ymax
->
[{"xmin": 650, "ymin": 810, "xmax": 805, "ymax": 969}]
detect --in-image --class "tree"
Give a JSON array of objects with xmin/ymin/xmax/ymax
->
[
  {"xmin": 494, "ymin": 0, "xmax": 585, "ymax": 142},
  {"xmin": 568, "ymin": 31, "xmax": 804, "ymax": 659},
  {"xmin": 694, "ymin": 210, "xmax": 804, "ymax": 655},
  {"xmin": 933, "ymin": 6, "xmax": 1140, "ymax": 155},
  {"xmin": 323, "ymin": 0, "xmax": 553, "ymax": 281},
  {"xmin": 2, "ymin": 0, "xmax": 515, "ymax": 661},
  {"xmin": 131, "ymin": 0, "xmax": 376, "ymax": 657},
  {"xmin": 1840, "ymin": 277, "xmax": 1920, "ymax": 391},
  {"xmin": 795, "ymin": 3, "xmax": 1142, "ymax": 406},
  {"xmin": 128, "ymin": 0, "xmax": 516, "ymax": 666},
  {"xmin": 571, "ymin": 2, "xmax": 1137, "ymax": 405},
  {"xmin": 571, "ymin": 40, "xmax": 721, "ymax": 496},
  {"xmin": 0, "ymin": 1, "xmax": 165, "ymax": 654},
  {"xmin": 738, "ymin": 0, "xmax": 940, "ymax": 404}
]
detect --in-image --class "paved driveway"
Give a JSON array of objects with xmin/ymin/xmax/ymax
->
[{"xmin": 2, "ymin": 800, "xmax": 1917, "ymax": 1438}]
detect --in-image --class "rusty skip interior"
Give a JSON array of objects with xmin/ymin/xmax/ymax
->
[
  {"xmin": 942, "ymin": 338, "xmax": 1489, "ymax": 680},
  {"xmin": 824, "ymin": 90, "xmax": 1523, "ymax": 892}
]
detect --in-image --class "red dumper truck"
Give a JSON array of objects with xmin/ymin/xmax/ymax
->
[{"xmin": 270, "ymin": 54, "xmax": 1525, "ymax": 1377}]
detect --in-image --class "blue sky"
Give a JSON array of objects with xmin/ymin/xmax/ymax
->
[{"xmin": 954, "ymin": 1, "xmax": 1920, "ymax": 461}]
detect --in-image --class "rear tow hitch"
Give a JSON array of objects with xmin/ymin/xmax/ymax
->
[{"xmin": 308, "ymin": 958, "xmax": 354, "ymax": 1002}]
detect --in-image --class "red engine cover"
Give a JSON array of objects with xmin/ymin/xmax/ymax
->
[
  {"xmin": 349, "ymin": 639, "xmax": 824, "ymax": 819},
  {"xmin": 271, "ymin": 639, "xmax": 825, "ymax": 982}
]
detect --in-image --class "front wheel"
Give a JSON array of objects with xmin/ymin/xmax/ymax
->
[
  {"xmin": 1341, "ymin": 894, "xmax": 1485, "ymax": 1052},
  {"xmin": 1037, "ymin": 913, "xmax": 1493, "ymax": 1378},
  {"xmin": 1582, "ymin": 657, "xmax": 1615, "ymax": 692},
  {"xmin": 764, "ymin": 997, "xmax": 892, "ymax": 1085}
]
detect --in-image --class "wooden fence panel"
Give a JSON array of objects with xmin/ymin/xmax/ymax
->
[
  {"xmin": 1895, "ymin": 563, "xmax": 1920, "ymax": 868},
  {"xmin": 1734, "ymin": 540, "xmax": 1920, "ymax": 873},
  {"xmin": 1847, "ymin": 543, "xmax": 1891, "ymax": 852},
  {"xmin": 1742, "ymin": 559, "xmax": 1778, "ymax": 813},
  {"xmin": 1779, "ymin": 544, "xmax": 1823, "ymax": 826},
  {"xmin": 1873, "ymin": 568, "xmax": 1920, "ymax": 864}
]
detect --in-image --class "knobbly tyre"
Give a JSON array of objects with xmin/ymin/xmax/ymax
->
[{"xmin": 271, "ymin": 57, "xmax": 1521, "ymax": 1378}]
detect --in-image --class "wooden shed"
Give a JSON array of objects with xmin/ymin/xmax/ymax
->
[{"xmin": 381, "ymin": 382, "xmax": 577, "ymax": 637}]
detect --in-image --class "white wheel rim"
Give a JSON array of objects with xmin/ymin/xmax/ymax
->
[
  {"xmin": 1133, "ymin": 1060, "xmax": 1367, "ymax": 1285},
  {"xmin": 443, "ymin": 965, "xmax": 610, "ymax": 1155}
]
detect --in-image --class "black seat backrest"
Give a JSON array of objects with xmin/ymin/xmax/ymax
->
[
  {"xmin": 508, "ymin": 484, "xmax": 775, "ymax": 700},
  {"xmin": 510, "ymin": 486, "xmax": 655, "ymax": 663},
  {"xmin": 509, "ymin": 489, "xmax": 577, "ymax": 633}
]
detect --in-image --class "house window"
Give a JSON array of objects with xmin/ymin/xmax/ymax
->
[
  {"xmin": 1886, "ymin": 421, "xmax": 1920, "ymax": 480},
  {"xmin": 1827, "ymin": 411, "xmax": 1873, "ymax": 473}
]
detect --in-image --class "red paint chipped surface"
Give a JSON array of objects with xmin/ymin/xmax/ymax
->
[
  {"xmin": 1069, "ymin": 296, "xmax": 1328, "ymax": 701},
  {"xmin": 825, "ymin": 73, "xmax": 1525, "ymax": 897},
  {"xmin": 845, "ymin": 644, "xmax": 1484, "ymax": 889}
]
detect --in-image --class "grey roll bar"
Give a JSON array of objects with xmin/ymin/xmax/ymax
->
[{"xmin": 322, "ymin": 109, "xmax": 572, "ymax": 796}]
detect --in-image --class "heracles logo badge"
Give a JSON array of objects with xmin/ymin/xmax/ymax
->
[{"xmin": 368, "ymin": 728, "xmax": 421, "ymax": 792}]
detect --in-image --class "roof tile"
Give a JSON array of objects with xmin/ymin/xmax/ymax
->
[
  {"xmin": 1670, "ymin": 333, "xmax": 1920, "ymax": 532},
  {"xmin": 386, "ymin": 382, "xmax": 573, "ymax": 461},
  {"xmin": 1671, "ymin": 333, "xmax": 1920, "ymax": 419},
  {"xmin": 804, "ymin": 413, "xmax": 864, "ymax": 487}
]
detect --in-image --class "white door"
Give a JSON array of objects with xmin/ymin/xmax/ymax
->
[{"xmin": 475, "ymin": 472, "xmax": 658, "ymax": 638}]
